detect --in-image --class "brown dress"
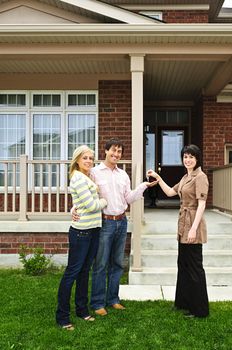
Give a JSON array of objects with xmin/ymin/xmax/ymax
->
[{"xmin": 172, "ymin": 167, "xmax": 209, "ymax": 317}]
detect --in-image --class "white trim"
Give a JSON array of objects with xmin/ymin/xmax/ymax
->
[
  {"xmin": 139, "ymin": 11, "xmax": 162, "ymax": 21},
  {"xmin": 1, "ymin": 23, "xmax": 232, "ymax": 35},
  {"xmin": 217, "ymin": 84, "xmax": 232, "ymax": 103},
  {"xmin": 120, "ymin": 5, "xmax": 210, "ymax": 11},
  {"xmin": 60, "ymin": 0, "xmax": 157, "ymax": 24},
  {"xmin": 216, "ymin": 95, "xmax": 232, "ymax": 102},
  {"xmin": 224, "ymin": 143, "xmax": 232, "ymax": 164}
]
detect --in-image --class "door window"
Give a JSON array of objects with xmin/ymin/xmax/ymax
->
[
  {"xmin": 162, "ymin": 130, "xmax": 184, "ymax": 166},
  {"xmin": 145, "ymin": 133, "xmax": 155, "ymax": 172}
]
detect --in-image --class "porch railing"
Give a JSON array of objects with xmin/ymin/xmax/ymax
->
[
  {"xmin": 0, "ymin": 155, "xmax": 132, "ymax": 221},
  {"xmin": 212, "ymin": 164, "xmax": 232, "ymax": 213}
]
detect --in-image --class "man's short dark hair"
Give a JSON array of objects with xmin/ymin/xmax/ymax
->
[
  {"xmin": 105, "ymin": 138, "xmax": 124, "ymax": 154},
  {"xmin": 181, "ymin": 144, "xmax": 202, "ymax": 170}
]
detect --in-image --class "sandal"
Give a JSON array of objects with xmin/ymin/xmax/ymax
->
[
  {"xmin": 62, "ymin": 324, "xmax": 75, "ymax": 331},
  {"xmin": 82, "ymin": 315, "xmax": 95, "ymax": 322}
]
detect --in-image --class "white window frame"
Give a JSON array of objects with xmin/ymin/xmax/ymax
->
[
  {"xmin": 66, "ymin": 90, "xmax": 98, "ymax": 158},
  {"xmin": 31, "ymin": 90, "xmax": 63, "ymax": 110},
  {"xmin": 0, "ymin": 90, "xmax": 98, "ymax": 190},
  {"xmin": 224, "ymin": 144, "xmax": 232, "ymax": 164},
  {"xmin": 0, "ymin": 90, "xmax": 28, "ymax": 110}
]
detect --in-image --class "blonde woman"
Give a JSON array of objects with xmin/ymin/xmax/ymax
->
[{"xmin": 56, "ymin": 145, "xmax": 107, "ymax": 330}]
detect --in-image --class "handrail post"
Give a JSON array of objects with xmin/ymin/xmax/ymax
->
[
  {"xmin": 131, "ymin": 163, "xmax": 143, "ymax": 272},
  {"xmin": 18, "ymin": 154, "xmax": 28, "ymax": 221}
]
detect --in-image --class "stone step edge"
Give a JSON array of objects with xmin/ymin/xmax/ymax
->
[
  {"xmin": 129, "ymin": 267, "xmax": 232, "ymax": 273},
  {"xmin": 131, "ymin": 249, "xmax": 232, "ymax": 255},
  {"xmin": 134, "ymin": 234, "xmax": 232, "ymax": 239}
]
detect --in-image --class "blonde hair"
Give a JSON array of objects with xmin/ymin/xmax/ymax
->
[{"xmin": 69, "ymin": 145, "xmax": 94, "ymax": 179}]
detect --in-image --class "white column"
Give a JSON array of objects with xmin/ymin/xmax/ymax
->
[
  {"xmin": 130, "ymin": 55, "xmax": 144, "ymax": 272},
  {"xmin": 130, "ymin": 54, "xmax": 144, "ymax": 186}
]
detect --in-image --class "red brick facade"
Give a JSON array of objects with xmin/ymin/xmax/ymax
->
[
  {"xmin": 98, "ymin": 80, "xmax": 132, "ymax": 160},
  {"xmin": 163, "ymin": 10, "xmax": 208, "ymax": 23},
  {"xmin": 203, "ymin": 97, "xmax": 232, "ymax": 205},
  {"xmin": 0, "ymin": 233, "xmax": 69, "ymax": 254},
  {"xmin": 0, "ymin": 232, "xmax": 131, "ymax": 256}
]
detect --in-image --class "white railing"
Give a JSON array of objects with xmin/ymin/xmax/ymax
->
[
  {"xmin": 0, "ymin": 155, "xmax": 132, "ymax": 221},
  {"xmin": 212, "ymin": 164, "xmax": 232, "ymax": 214}
]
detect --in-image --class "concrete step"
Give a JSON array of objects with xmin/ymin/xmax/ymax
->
[
  {"xmin": 129, "ymin": 267, "xmax": 232, "ymax": 286},
  {"xmin": 132, "ymin": 249, "xmax": 232, "ymax": 268},
  {"xmin": 139, "ymin": 234, "xmax": 232, "ymax": 250},
  {"xmin": 142, "ymin": 222, "xmax": 232, "ymax": 235}
]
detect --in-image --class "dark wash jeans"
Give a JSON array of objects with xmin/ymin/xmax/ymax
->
[
  {"xmin": 56, "ymin": 226, "xmax": 100, "ymax": 326},
  {"xmin": 91, "ymin": 216, "xmax": 127, "ymax": 310}
]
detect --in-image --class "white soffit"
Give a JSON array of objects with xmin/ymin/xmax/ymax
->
[
  {"xmin": 59, "ymin": 0, "xmax": 159, "ymax": 24},
  {"xmin": 217, "ymin": 84, "xmax": 232, "ymax": 102}
]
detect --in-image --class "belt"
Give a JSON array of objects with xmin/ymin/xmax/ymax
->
[{"xmin": 102, "ymin": 212, "xmax": 126, "ymax": 221}]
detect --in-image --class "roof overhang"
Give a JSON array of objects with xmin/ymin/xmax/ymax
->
[{"xmin": 0, "ymin": 23, "xmax": 232, "ymax": 46}]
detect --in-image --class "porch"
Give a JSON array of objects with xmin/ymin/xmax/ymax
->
[{"xmin": 1, "ymin": 157, "xmax": 232, "ymax": 287}]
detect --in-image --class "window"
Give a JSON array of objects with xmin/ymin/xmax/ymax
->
[
  {"xmin": 33, "ymin": 94, "xmax": 61, "ymax": 107},
  {"xmin": 0, "ymin": 90, "xmax": 98, "ymax": 188},
  {"xmin": 162, "ymin": 130, "xmax": 184, "ymax": 166},
  {"xmin": 68, "ymin": 114, "xmax": 96, "ymax": 159},
  {"xmin": 225, "ymin": 144, "xmax": 232, "ymax": 164},
  {"xmin": 0, "ymin": 93, "xmax": 26, "ymax": 107},
  {"xmin": 68, "ymin": 93, "xmax": 96, "ymax": 107},
  {"xmin": 33, "ymin": 114, "xmax": 61, "ymax": 186},
  {"xmin": 0, "ymin": 114, "xmax": 26, "ymax": 186}
]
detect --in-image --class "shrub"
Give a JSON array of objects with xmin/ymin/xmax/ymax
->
[{"xmin": 19, "ymin": 245, "xmax": 51, "ymax": 276}]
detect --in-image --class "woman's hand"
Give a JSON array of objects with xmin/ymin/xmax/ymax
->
[
  {"xmin": 146, "ymin": 169, "xmax": 160, "ymax": 181},
  {"xmin": 187, "ymin": 227, "xmax": 197, "ymax": 243},
  {"xmin": 70, "ymin": 206, "xmax": 80, "ymax": 222}
]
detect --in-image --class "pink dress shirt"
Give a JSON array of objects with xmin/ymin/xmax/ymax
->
[{"xmin": 90, "ymin": 162, "xmax": 147, "ymax": 216}]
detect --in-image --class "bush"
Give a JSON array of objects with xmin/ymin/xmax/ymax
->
[{"xmin": 19, "ymin": 245, "xmax": 51, "ymax": 276}]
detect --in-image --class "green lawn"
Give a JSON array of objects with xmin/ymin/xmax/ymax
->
[{"xmin": 1, "ymin": 269, "xmax": 232, "ymax": 350}]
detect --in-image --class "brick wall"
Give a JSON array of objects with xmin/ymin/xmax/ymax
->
[
  {"xmin": 98, "ymin": 80, "xmax": 132, "ymax": 160},
  {"xmin": 203, "ymin": 97, "xmax": 232, "ymax": 205},
  {"xmin": 163, "ymin": 10, "xmax": 208, "ymax": 23},
  {"xmin": 0, "ymin": 233, "xmax": 69, "ymax": 254},
  {"xmin": 0, "ymin": 232, "xmax": 131, "ymax": 257}
]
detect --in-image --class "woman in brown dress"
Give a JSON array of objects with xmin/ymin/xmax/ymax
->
[{"xmin": 147, "ymin": 144, "xmax": 209, "ymax": 318}]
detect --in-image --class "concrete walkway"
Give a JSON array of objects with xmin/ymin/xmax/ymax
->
[{"xmin": 119, "ymin": 284, "xmax": 232, "ymax": 302}]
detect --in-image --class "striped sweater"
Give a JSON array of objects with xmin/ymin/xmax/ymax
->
[{"xmin": 70, "ymin": 170, "xmax": 107, "ymax": 230}]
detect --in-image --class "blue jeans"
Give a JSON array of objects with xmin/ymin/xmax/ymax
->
[
  {"xmin": 56, "ymin": 226, "xmax": 100, "ymax": 326},
  {"xmin": 90, "ymin": 217, "xmax": 127, "ymax": 310}
]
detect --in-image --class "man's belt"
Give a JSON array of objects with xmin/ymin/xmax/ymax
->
[{"xmin": 102, "ymin": 212, "xmax": 126, "ymax": 221}]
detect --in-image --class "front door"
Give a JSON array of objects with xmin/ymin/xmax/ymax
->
[
  {"xmin": 144, "ymin": 108, "xmax": 190, "ymax": 207},
  {"xmin": 156, "ymin": 126, "xmax": 188, "ymax": 203}
]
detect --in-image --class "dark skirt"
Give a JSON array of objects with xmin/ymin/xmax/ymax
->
[{"xmin": 175, "ymin": 242, "xmax": 209, "ymax": 317}]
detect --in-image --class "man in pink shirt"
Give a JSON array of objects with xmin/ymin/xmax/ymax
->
[{"xmin": 73, "ymin": 138, "xmax": 156, "ymax": 316}]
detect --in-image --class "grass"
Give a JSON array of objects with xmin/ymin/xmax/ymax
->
[{"xmin": 1, "ymin": 269, "xmax": 232, "ymax": 350}]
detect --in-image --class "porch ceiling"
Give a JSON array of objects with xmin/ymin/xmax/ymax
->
[
  {"xmin": 0, "ymin": 55, "xmax": 226, "ymax": 102},
  {"xmin": 0, "ymin": 23, "xmax": 232, "ymax": 102}
]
